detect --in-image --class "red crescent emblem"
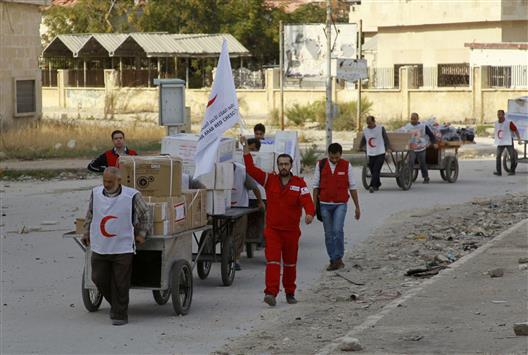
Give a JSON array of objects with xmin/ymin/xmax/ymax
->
[
  {"xmin": 206, "ymin": 94, "xmax": 218, "ymax": 108},
  {"xmin": 368, "ymin": 137, "xmax": 376, "ymax": 148},
  {"xmin": 497, "ymin": 129, "xmax": 504, "ymax": 139},
  {"xmin": 100, "ymin": 215, "xmax": 117, "ymax": 238}
]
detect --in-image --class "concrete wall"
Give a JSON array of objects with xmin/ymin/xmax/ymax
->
[
  {"xmin": 0, "ymin": 1, "xmax": 44, "ymax": 129},
  {"xmin": 42, "ymin": 67, "xmax": 528, "ymax": 126},
  {"xmin": 470, "ymin": 48, "xmax": 528, "ymax": 66}
]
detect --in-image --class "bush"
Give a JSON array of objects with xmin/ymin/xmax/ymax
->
[
  {"xmin": 383, "ymin": 118, "xmax": 407, "ymax": 131},
  {"xmin": 285, "ymin": 103, "xmax": 316, "ymax": 126},
  {"xmin": 333, "ymin": 98, "xmax": 373, "ymax": 131},
  {"xmin": 476, "ymin": 124, "xmax": 493, "ymax": 137},
  {"xmin": 301, "ymin": 144, "xmax": 320, "ymax": 169},
  {"xmin": 269, "ymin": 108, "xmax": 280, "ymax": 127}
]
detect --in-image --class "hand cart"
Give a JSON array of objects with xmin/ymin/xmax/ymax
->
[
  {"xmin": 361, "ymin": 150, "xmax": 414, "ymax": 191},
  {"xmin": 502, "ymin": 140, "xmax": 526, "ymax": 173},
  {"xmin": 411, "ymin": 141, "xmax": 461, "ymax": 183},
  {"xmin": 193, "ymin": 207, "xmax": 260, "ymax": 286},
  {"xmin": 63, "ymin": 225, "xmax": 211, "ymax": 316}
]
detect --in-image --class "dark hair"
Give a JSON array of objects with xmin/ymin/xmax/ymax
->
[
  {"xmin": 111, "ymin": 130, "xmax": 125, "ymax": 139},
  {"xmin": 254, "ymin": 123, "xmax": 266, "ymax": 134},
  {"xmin": 498, "ymin": 109, "xmax": 505, "ymax": 114},
  {"xmin": 247, "ymin": 138, "xmax": 261, "ymax": 150},
  {"xmin": 366, "ymin": 115, "xmax": 375, "ymax": 122},
  {"xmin": 328, "ymin": 142, "xmax": 343, "ymax": 155},
  {"xmin": 276, "ymin": 153, "xmax": 293, "ymax": 164}
]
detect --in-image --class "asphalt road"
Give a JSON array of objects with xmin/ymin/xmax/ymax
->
[{"xmin": 1, "ymin": 159, "xmax": 527, "ymax": 354}]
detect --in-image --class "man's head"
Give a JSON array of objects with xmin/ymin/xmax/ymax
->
[
  {"xmin": 247, "ymin": 138, "xmax": 261, "ymax": 152},
  {"xmin": 366, "ymin": 115, "xmax": 376, "ymax": 129},
  {"xmin": 254, "ymin": 123, "xmax": 266, "ymax": 140},
  {"xmin": 410, "ymin": 112, "xmax": 419, "ymax": 125},
  {"xmin": 327, "ymin": 143, "xmax": 343, "ymax": 164},
  {"xmin": 497, "ymin": 109, "xmax": 505, "ymax": 121},
  {"xmin": 111, "ymin": 130, "xmax": 125, "ymax": 149},
  {"xmin": 276, "ymin": 153, "xmax": 293, "ymax": 177},
  {"xmin": 103, "ymin": 167, "xmax": 121, "ymax": 193}
]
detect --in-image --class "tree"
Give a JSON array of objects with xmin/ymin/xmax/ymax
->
[{"xmin": 42, "ymin": 0, "xmax": 135, "ymax": 44}]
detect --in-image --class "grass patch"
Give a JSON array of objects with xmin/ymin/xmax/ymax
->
[{"xmin": 0, "ymin": 121, "xmax": 165, "ymax": 160}]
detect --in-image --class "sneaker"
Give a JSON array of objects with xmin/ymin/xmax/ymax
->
[
  {"xmin": 335, "ymin": 259, "xmax": 345, "ymax": 269},
  {"xmin": 326, "ymin": 262, "xmax": 338, "ymax": 271},
  {"xmin": 493, "ymin": 172, "xmax": 502, "ymax": 176},
  {"xmin": 112, "ymin": 319, "xmax": 128, "ymax": 326},
  {"xmin": 368, "ymin": 186, "xmax": 374, "ymax": 193},
  {"xmin": 263, "ymin": 294, "xmax": 276, "ymax": 307},
  {"xmin": 423, "ymin": 177, "xmax": 430, "ymax": 184},
  {"xmin": 508, "ymin": 171, "xmax": 516, "ymax": 176},
  {"xmin": 286, "ymin": 294, "xmax": 297, "ymax": 304},
  {"xmin": 234, "ymin": 262, "xmax": 241, "ymax": 271}
]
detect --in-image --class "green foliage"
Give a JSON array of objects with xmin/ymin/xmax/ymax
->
[
  {"xmin": 383, "ymin": 118, "xmax": 408, "ymax": 131},
  {"xmin": 332, "ymin": 98, "xmax": 373, "ymax": 131},
  {"xmin": 269, "ymin": 108, "xmax": 280, "ymax": 127},
  {"xmin": 476, "ymin": 124, "xmax": 493, "ymax": 137},
  {"xmin": 301, "ymin": 144, "xmax": 320, "ymax": 169}
]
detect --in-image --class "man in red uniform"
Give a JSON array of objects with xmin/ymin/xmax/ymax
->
[
  {"xmin": 88, "ymin": 130, "xmax": 137, "ymax": 173},
  {"xmin": 241, "ymin": 136, "xmax": 315, "ymax": 307}
]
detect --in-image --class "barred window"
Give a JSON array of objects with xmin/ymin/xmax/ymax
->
[
  {"xmin": 488, "ymin": 66, "xmax": 512, "ymax": 88},
  {"xmin": 437, "ymin": 63, "xmax": 470, "ymax": 87},
  {"xmin": 15, "ymin": 80, "xmax": 36, "ymax": 115},
  {"xmin": 394, "ymin": 64, "xmax": 423, "ymax": 88}
]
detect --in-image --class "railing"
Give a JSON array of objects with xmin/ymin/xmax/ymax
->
[
  {"xmin": 367, "ymin": 67, "xmax": 396, "ymax": 89},
  {"xmin": 488, "ymin": 65, "xmax": 527, "ymax": 88},
  {"xmin": 119, "ymin": 69, "xmax": 160, "ymax": 87},
  {"xmin": 41, "ymin": 70, "xmax": 58, "ymax": 87},
  {"xmin": 233, "ymin": 68, "xmax": 265, "ymax": 89},
  {"xmin": 67, "ymin": 69, "xmax": 105, "ymax": 87}
]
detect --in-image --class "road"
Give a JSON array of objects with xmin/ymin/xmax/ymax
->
[{"xmin": 1, "ymin": 159, "xmax": 527, "ymax": 354}]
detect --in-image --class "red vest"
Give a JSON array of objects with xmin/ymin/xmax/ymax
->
[
  {"xmin": 319, "ymin": 159, "xmax": 350, "ymax": 203},
  {"xmin": 105, "ymin": 148, "xmax": 137, "ymax": 167}
]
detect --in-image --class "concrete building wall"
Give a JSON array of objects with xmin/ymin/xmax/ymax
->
[
  {"xmin": 470, "ymin": 48, "xmax": 528, "ymax": 66},
  {"xmin": 0, "ymin": 1, "xmax": 46, "ymax": 129}
]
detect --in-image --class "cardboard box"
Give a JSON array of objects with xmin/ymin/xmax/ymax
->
[
  {"xmin": 147, "ymin": 202, "xmax": 169, "ymax": 222},
  {"xmin": 206, "ymin": 190, "xmax": 227, "ymax": 215},
  {"xmin": 184, "ymin": 190, "xmax": 207, "ymax": 229},
  {"xmin": 234, "ymin": 151, "xmax": 276, "ymax": 172},
  {"xmin": 146, "ymin": 195, "xmax": 188, "ymax": 235},
  {"xmin": 387, "ymin": 132, "xmax": 412, "ymax": 151},
  {"xmin": 75, "ymin": 218, "xmax": 85, "ymax": 234},
  {"xmin": 119, "ymin": 156, "xmax": 182, "ymax": 197},
  {"xmin": 184, "ymin": 162, "xmax": 234, "ymax": 190},
  {"xmin": 161, "ymin": 134, "xmax": 236, "ymax": 164},
  {"xmin": 152, "ymin": 220, "xmax": 171, "ymax": 235}
]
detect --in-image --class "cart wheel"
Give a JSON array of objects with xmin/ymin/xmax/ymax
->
[
  {"xmin": 197, "ymin": 230, "xmax": 213, "ymax": 280},
  {"xmin": 444, "ymin": 156, "xmax": 459, "ymax": 183},
  {"xmin": 412, "ymin": 168, "xmax": 419, "ymax": 182},
  {"xmin": 170, "ymin": 260, "xmax": 193, "ymax": 315},
  {"xmin": 440, "ymin": 169, "xmax": 447, "ymax": 181},
  {"xmin": 361, "ymin": 165, "xmax": 372, "ymax": 190},
  {"xmin": 502, "ymin": 149, "xmax": 518, "ymax": 173},
  {"xmin": 81, "ymin": 270, "xmax": 103, "ymax": 312},
  {"xmin": 396, "ymin": 163, "xmax": 413, "ymax": 191},
  {"xmin": 221, "ymin": 234, "xmax": 236, "ymax": 286},
  {"xmin": 246, "ymin": 242, "xmax": 254, "ymax": 259},
  {"xmin": 152, "ymin": 289, "xmax": 171, "ymax": 305}
]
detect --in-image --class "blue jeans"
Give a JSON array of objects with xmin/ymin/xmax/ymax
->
[{"xmin": 320, "ymin": 203, "xmax": 347, "ymax": 262}]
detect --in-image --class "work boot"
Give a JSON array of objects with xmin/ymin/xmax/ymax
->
[
  {"xmin": 493, "ymin": 172, "xmax": 502, "ymax": 176},
  {"xmin": 508, "ymin": 171, "xmax": 516, "ymax": 176},
  {"xmin": 368, "ymin": 186, "xmax": 374, "ymax": 193},
  {"xmin": 263, "ymin": 294, "xmax": 276, "ymax": 307},
  {"xmin": 326, "ymin": 262, "xmax": 338, "ymax": 271},
  {"xmin": 112, "ymin": 319, "xmax": 128, "ymax": 326},
  {"xmin": 286, "ymin": 294, "xmax": 298, "ymax": 304},
  {"xmin": 423, "ymin": 177, "xmax": 430, "ymax": 184},
  {"xmin": 335, "ymin": 259, "xmax": 345, "ymax": 269}
]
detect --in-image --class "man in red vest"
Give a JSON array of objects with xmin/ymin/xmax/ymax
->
[
  {"xmin": 88, "ymin": 130, "xmax": 137, "ymax": 173},
  {"xmin": 313, "ymin": 143, "xmax": 361, "ymax": 271},
  {"xmin": 241, "ymin": 136, "xmax": 315, "ymax": 307}
]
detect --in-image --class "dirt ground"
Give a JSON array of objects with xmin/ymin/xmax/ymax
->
[{"xmin": 220, "ymin": 193, "xmax": 528, "ymax": 355}]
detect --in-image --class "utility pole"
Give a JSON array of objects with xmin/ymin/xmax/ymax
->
[
  {"xmin": 356, "ymin": 19, "xmax": 363, "ymax": 131},
  {"xmin": 325, "ymin": 0, "xmax": 332, "ymax": 148},
  {"xmin": 279, "ymin": 20, "xmax": 285, "ymax": 131}
]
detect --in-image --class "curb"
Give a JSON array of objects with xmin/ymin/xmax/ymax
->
[{"xmin": 315, "ymin": 218, "xmax": 528, "ymax": 355}]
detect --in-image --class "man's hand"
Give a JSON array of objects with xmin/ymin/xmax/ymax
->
[
  {"xmin": 81, "ymin": 233, "xmax": 90, "ymax": 247},
  {"xmin": 239, "ymin": 135, "xmax": 247, "ymax": 146},
  {"xmin": 354, "ymin": 208, "xmax": 361, "ymax": 220},
  {"xmin": 386, "ymin": 148, "xmax": 392, "ymax": 154},
  {"xmin": 305, "ymin": 214, "xmax": 314, "ymax": 225},
  {"xmin": 258, "ymin": 200, "xmax": 266, "ymax": 210},
  {"xmin": 135, "ymin": 235, "xmax": 146, "ymax": 245}
]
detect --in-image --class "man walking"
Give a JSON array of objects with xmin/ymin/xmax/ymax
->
[
  {"xmin": 241, "ymin": 136, "xmax": 315, "ymax": 307},
  {"xmin": 81, "ymin": 167, "xmax": 150, "ymax": 325},
  {"xmin": 313, "ymin": 143, "xmax": 361, "ymax": 271},
  {"xmin": 360, "ymin": 116, "xmax": 391, "ymax": 193},
  {"xmin": 400, "ymin": 113, "xmax": 436, "ymax": 183},
  {"xmin": 494, "ymin": 109, "xmax": 522, "ymax": 176},
  {"xmin": 88, "ymin": 130, "xmax": 137, "ymax": 173}
]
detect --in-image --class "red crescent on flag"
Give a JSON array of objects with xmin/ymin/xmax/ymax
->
[
  {"xmin": 206, "ymin": 94, "xmax": 218, "ymax": 108},
  {"xmin": 100, "ymin": 215, "xmax": 117, "ymax": 238},
  {"xmin": 497, "ymin": 129, "xmax": 504, "ymax": 139},
  {"xmin": 368, "ymin": 137, "xmax": 376, "ymax": 148}
]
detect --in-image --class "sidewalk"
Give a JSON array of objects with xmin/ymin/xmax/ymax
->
[{"xmin": 319, "ymin": 220, "xmax": 528, "ymax": 354}]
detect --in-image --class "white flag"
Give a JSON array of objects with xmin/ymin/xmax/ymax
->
[{"xmin": 194, "ymin": 39, "xmax": 240, "ymax": 178}]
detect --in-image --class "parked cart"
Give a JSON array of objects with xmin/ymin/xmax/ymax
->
[
  {"xmin": 411, "ymin": 141, "xmax": 460, "ymax": 183},
  {"xmin": 64, "ymin": 225, "xmax": 211, "ymax": 316},
  {"xmin": 193, "ymin": 207, "xmax": 260, "ymax": 286}
]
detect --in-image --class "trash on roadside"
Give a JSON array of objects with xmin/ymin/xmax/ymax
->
[
  {"xmin": 488, "ymin": 268, "xmax": 504, "ymax": 278},
  {"xmin": 513, "ymin": 322, "xmax": 528, "ymax": 336},
  {"xmin": 406, "ymin": 265, "xmax": 446, "ymax": 278}
]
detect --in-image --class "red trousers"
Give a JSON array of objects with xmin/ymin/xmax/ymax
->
[{"xmin": 264, "ymin": 227, "xmax": 301, "ymax": 297}]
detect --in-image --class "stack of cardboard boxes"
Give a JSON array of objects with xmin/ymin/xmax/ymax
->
[
  {"xmin": 161, "ymin": 134, "xmax": 236, "ymax": 215},
  {"xmin": 119, "ymin": 155, "xmax": 208, "ymax": 236}
]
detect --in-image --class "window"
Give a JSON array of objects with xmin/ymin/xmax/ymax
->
[
  {"xmin": 488, "ymin": 66, "xmax": 512, "ymax": 88},
  {"xmin": 15, "ymin": 79, "xmax": 36, "ymax": 115},
  {"xmin": 394, "ymin": 64, "xmax": 423, "ymax": 88},
  {"xmin": 437, "ymin": 63, "xmax": 470, "ymax": 87}
]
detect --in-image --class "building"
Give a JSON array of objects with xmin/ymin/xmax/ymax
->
[
  {"xmin": 0, "ymin": 0, "xmax": 48, "ymax": 129},
  {"xmin": 349, "ymin": 0, "xmax": 528, "ymax": 88}
]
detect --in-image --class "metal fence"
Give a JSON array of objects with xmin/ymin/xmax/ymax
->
[
  {"xmin": 67, "ymin": 69, "xmax": 105, "ymax": 87},
  {"xmin": 120, "ymin": 69, "xmax": 161, "ymax": 87},
  {"xmin": 367, "ymin": 67, "xmax": 396, "ymax": 89},
  {"xmin": 488, "ymin": 65, "xmax": 527, "ymax": 88},
  {"xmin": 233, "ymin": 68, "xmax": 265, "ymax": 89},
  {"xmin": 41, "ymin": 69, "xmax": 58, "ymax": 87}
]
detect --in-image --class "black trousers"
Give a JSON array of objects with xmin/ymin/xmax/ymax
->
[
  {"xmin": 91, "ymin": 252, "xmax": 133, "ymax": 321},
  {"xmin": 496, "ymin": 145, "xmax": 516, "ymax": 174},
  {"xmin": 409, "ymin": 150, "xmax": 428, "ymax": 178},
  {"xmin": 368, "ymin": 153, "xmax": 385, "ymax": 188}
]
